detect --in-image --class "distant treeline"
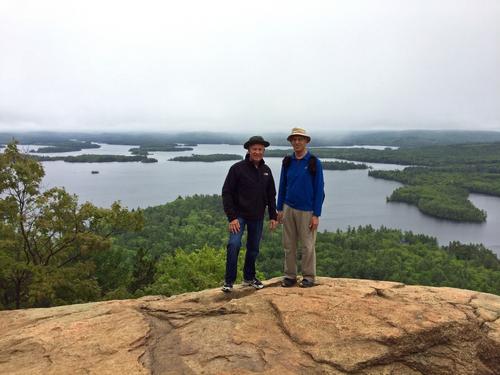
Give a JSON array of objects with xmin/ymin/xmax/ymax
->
[
  {"xmin": 265, "ymin": 142, "xmax": 500, "ymax": 166},
  {"xmin": 3, "ymin": 130, "xmax": 500, "ymax": 148},
  {"xmin": 31, "ymin": 154, "xmax": 158, "ymax": 163},
  {"xmin": 169, "ymin": 154, "xmax": 243, "ymax": 162}
]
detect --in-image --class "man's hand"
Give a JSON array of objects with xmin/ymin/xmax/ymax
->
[
  {"xmin": 277, "ymin": 211, "xmax": 284, "ymax": 224},
  {"xmin": 229, "ymin": 219, "xmax": 240, "ymax": 233},
  {"xmin": 309, "ymin": 215, "xmax": 319, "ymax": 231},
  {"xmin": 269, "ymin": 219, "xmax": 278, "ymax": 231}
]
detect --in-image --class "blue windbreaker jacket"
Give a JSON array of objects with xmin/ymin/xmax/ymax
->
[{"xmin": 277, "ymin": 151, "xmax": 324, "ymax": 216}]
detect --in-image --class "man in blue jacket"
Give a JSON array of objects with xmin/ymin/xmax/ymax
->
[
  {"xmin": 277, "ymin": 128, "xmax": 324, "ymax": 288},
  {"xmin": 221, "ymin": 136, "xmax": 278, "ymax": 292}
]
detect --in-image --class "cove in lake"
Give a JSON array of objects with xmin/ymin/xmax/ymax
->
[{"xmin": 28, "ymin": 143, "xmax": 500, "ymax": 256}]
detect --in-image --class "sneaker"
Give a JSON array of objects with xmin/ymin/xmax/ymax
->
[
  {"xmin": 299, "ymin": 278, "xmax": 314, "ymax": 288},
  {"xmin": 242, "ymin": 278, "xmax": 264, "ymax": 289},
  {"xmin": 281, "ymin": 277, "xmax": 297, "ymax": 287},
  {"xmin": 221, "ymin": 283, "xmax": 233, "ymax": 293}
]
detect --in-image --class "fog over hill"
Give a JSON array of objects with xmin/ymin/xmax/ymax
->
[{"xmin": 2, "ymin": 129, "xmax": 500, "ymax": 148}]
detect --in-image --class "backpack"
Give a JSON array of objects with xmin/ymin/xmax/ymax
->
[{"xmin": 282, "ymin": 154, "xmax": 325, "ymax": 203}]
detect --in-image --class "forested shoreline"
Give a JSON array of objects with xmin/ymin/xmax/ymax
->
[
  {"xmin": 322, "ymin": 161, "xmax": 370, "ymax": 170},
  {"xmin": 368, "ymin": 168, "xmax": 497, "ymax": 222}
]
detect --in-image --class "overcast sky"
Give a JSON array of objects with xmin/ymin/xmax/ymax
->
[{"xmin": 1, "ymin": 0, "xmax": 499, "ymax": 133}]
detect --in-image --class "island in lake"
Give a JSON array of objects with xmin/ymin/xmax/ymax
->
[
  {"xmin": 32, "ymin": 141, "xmax": 101, "ymax": 153},
  {"xmin": 169, "ymin": 154, "xmax": 243, "ymax": 162},
  {"xmin": 129, "ymin": 144, "xmax": 194, "ymax": 156}
]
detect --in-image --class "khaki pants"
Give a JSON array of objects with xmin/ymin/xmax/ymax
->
[{"xmin": 283, "ymin": 204, "xmax": 317, "ymax": 281}]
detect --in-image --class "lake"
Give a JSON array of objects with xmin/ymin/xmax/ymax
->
[{"xmin": 10, "ymin": 143, "xmax": 500, "ymax": 255}]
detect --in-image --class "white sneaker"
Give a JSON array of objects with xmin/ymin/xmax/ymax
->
[
  {"xmin": 242, "ymin": 278, "xmax": 264, "ymax": 289},
  {"xmin": 221, "ymin": 283, "xmax": 233, "ymax": 293}
]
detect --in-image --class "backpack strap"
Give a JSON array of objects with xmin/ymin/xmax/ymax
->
[
  {"xmin": 282, "ymin": 155, "xmax": 292, "ymax": 169},
  {"xmin": 308, "ymin": 154, "xmax": 325, "ymax": 204},
  {"xmin": 308, "ymin": 155, "xmax": 317, "ymax": 176}
]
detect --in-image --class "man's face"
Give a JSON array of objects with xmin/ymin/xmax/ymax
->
[
  {"xmin": 248, "ymin": 144, "xmax": 265, "ymax": 163},
  {"xmin": 289, "ymin": 135, "xmax": 308, "ymax": 154}
]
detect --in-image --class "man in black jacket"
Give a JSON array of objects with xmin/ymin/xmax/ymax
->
[{"xmin": 221, "ymin": 136, "xmax": 278, "ymax": 292}]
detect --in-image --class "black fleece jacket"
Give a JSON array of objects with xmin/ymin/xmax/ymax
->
[{"xmin": 222, "ymin": 155, "xmax": 278, "ymax": 222}]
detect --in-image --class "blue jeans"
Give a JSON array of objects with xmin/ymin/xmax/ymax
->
[{"xmin": 225, "ymin": 217, "xmax": 264, "ymax": 284}]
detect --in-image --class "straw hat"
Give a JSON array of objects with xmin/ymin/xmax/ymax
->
[{"xmin": 287, "ymin": 127, "xmax": 311, "ymax": 142}]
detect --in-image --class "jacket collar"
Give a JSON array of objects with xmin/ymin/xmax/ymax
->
[{"xmin": 291, "ymin": 150, "xmax": 310, "ymax": 161}]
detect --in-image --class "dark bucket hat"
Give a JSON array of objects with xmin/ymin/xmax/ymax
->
[{"xmin": 244, "ymin": 135, "xmax": 270, "ymax": 149}]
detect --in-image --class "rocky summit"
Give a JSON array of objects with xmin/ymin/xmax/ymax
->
[{"xmin": 1, "ymin": 277, "xmax": 500, "ymax": 374}]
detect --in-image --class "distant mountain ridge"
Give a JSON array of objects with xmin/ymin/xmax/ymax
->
[{"xmin": 2, "ymin": 129, "xmax": 500, "ymax": 147}]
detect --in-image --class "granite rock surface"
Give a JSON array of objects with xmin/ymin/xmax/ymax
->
[{"xmin": 1, "ymin": 277, "xmax": 500, "ymax": 374}]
